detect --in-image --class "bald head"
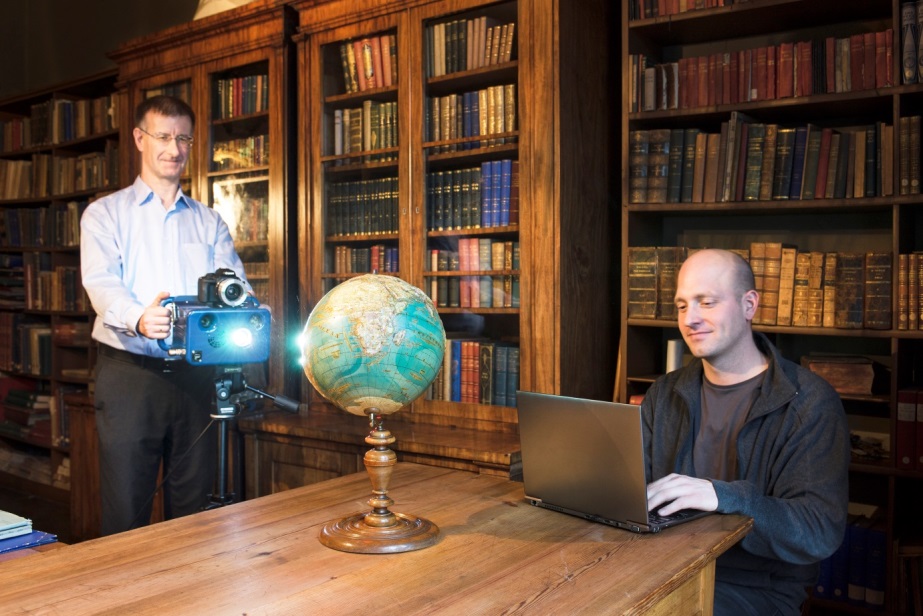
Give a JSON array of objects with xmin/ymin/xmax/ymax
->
[{"xmin": 678, "ymin": 249, "xmax": 756, "ymax": 298}]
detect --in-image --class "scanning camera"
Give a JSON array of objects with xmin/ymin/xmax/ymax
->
[{"xmin": 158, "ymin": 268, "xmax": 271, "ymax": 365}]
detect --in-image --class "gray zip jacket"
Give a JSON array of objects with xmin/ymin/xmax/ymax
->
[{"xmin": 641, "ymin": 332, "xmax": 850, "ymax": 601}]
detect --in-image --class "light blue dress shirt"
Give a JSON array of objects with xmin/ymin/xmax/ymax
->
[{"xmin": 81, "ymin": 176, "xmax": 249, "ymax": 358}]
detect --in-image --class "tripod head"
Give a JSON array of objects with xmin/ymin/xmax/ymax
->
[{"xmin": 212, "ymin": 364, "xmax": 300, "ymax": 419}]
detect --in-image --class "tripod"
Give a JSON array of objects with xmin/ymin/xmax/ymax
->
[{"xmin": 204, "ymin": 366, "xmax": 300, "ymax": 510}]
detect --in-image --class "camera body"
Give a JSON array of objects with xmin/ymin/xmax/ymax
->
[
  {"xmin": 159, "ymin": 269, "xmax": 271, "ymax": 365},
  {"xmin": 197, "ymin": 267, "xmax": 249, "ymax": 308}
]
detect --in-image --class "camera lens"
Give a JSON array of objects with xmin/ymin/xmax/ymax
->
[{"xmin": 216, "ymin": 279, "xmax": 247, "ymax": 307}]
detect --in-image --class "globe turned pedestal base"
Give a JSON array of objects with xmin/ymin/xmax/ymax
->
[{"xmin": 319, "ymin": 411, "xmax": 439, "ymax": 553}]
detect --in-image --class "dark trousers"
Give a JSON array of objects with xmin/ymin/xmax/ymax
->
[
  {"xmin": 714, "ymin": 580, "xmax": 804, "ymax": 616},
  {"xmin": 94, "ymin": 348, "xmax": 217, "ymax": 535}
]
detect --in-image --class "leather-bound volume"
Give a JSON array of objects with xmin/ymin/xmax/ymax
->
[
  {"xmin": 835, "ymin": 252, "xmax": 865, "ymax": 329},
  {"xmin": 863, "ymin": 251, "xmax": 892, "ymax": 330}
]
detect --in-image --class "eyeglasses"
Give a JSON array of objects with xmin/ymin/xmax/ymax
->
[{"xmin": 138, "ymin": 126, "xmax": 194, "ymax": 148}]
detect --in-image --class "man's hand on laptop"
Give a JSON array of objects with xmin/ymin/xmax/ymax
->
[{"xmin": 646, "ymin": 473, "xmax": 718, "ymax": 516}]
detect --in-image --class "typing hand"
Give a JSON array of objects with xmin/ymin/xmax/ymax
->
[
  {"xmin": 646, "ymin": 473, "xmax": 718, "ymax": 517},
  {"xmin": 137, "ymin": 291, "xmax": 173, "ymax": 339}
]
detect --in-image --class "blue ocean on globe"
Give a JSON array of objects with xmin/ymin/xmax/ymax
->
[{"xmin": 302, "ymin": 274, "xmax": 446, "ymax": 416}]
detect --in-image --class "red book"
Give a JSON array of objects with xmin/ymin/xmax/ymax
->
[
  {"xmin": 379, "ymin": 35, "xmax": 393, "ymax": 87},
  {"xmin": 766, "ymin": 45, "xmax": 777, "ymax": 100},
  {"xmin": 755, "ymin": 46, "xmax": 768, "ymax": 102},
  {"xmin": 729, "ymin": 52, "xmax": 739, "ymax": 104},
  {"xmin": 863, "ymin": 32, "xmax": 876, "ymax": 90},
  {"xmin": 885, "ymin": 28, "xmax": 894, "ymax": 87},
  {"xmin": 352, "ymin": 40, "xmax": 369, "ymax": 91},
  {"xmin": 679, "ymin": 57, "xmax": 690, "ymax": 109},
  {"xmin": 696, "ymin": 55, "xmax": 708, "ymax": 108},
  {"xmin": 721, "ymin": 52, "xmax": 733, "ymax": 105},
  {"xmin": 825, "ymin": 36, "xmax": 836, "ymax": 94},
  {"xmin": 778, "ymin": 42, "xmax": 794, "ymax": 98},
  {"xmin": 688, "ymin": 56, "xmax": 699, "ymax": 108},
  {"xmin": 369, "ymin": 37, "xmax": 384, "ymax": 89},
  {"xmin": 707, "ymin": 53, "xmax": 718, "ymax": 106},
  {"xmin": 849, "ymin": 34, "xmax": 864, "ymax": 92},
  {"xmin": 797, "ymin": 41, "xmax": 813, "ymax": 97},
  {"xmin": 898, "ymin": 388, "xmax": 917, "ymax": 470},
  {"xmin": 814, "ymin": 128, "xmax": 833, "ymax": 199}
]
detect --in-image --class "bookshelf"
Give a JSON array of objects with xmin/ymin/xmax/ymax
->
[
  {"xmin": 0, "ymin": 70, "xmax": 121, "ymax": 505},
  {"xmin": 238, "ymin": 0, "xmax": 615, "ymax": 495},
  {"xmin": 618, "ymin": 0, "xmax": 923, "ymax": 613}
]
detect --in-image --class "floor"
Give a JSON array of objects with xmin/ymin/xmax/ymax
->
[{"xmin": 0, "ymin": 486, "xmax": 74, "ymax": 545}]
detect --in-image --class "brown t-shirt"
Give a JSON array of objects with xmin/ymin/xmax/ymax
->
[{"xmin": 693, "ymin": 370, "xmax": 766, "ymax": 481}]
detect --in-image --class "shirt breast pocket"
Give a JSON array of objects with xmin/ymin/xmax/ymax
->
[{"xmin": 181, "ymin": 243, "xmax": 215, "ymax": 291}]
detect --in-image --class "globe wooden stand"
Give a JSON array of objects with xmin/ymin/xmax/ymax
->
[{"xmin": 319, "ymin": 410, "xmax": 440, "ymax": 553}]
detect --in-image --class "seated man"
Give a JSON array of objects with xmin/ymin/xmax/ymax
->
[{"xmin": 643, "ymin": 248, "xmax": 849, "ymax": 615}]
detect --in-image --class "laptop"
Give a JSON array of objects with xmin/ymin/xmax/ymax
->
[{"xmin": 517, "ymin": 391, "xmax": 711, "ymax": 533}]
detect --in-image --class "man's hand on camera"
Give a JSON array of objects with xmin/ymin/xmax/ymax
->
[{"xmin": 137, "ymin": 291, "xmax": 173, "ymax": 339}]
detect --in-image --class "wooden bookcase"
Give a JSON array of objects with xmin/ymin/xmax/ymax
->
[
  {"xmin": 618, "ymin": 1, "xmax": 923, "ymax": 613},
  {"xmin": 239, "ymin": 0, "xmax": 615, "ymax": 496},
  {"xmin": 0, "ymin": 70, "xmax": 121, "ymax": 508}
]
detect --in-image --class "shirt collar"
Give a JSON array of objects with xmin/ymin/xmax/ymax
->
[{"xmin": 131, "ymin": 176, "xmax": 191, "ymax": 211}]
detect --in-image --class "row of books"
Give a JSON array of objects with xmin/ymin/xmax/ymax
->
[
  {"xmin": 325, "ymin": 176, "xmax": 398, "ymax": 237},
  {"xmin": 900, "ymin": 1, "xmax": 923, "ymax": 85},
  {"xmin": 331, "ymin": 101, "xmax": 398, "ymax": 158},
  {"xmin": 627, "ymin": 115, "xmax": 915, "ymax": 204},
  {"xmin": 0, "ymin": 261, "xmax": 24, "ymax": 310},
  {"xmin": 0, "ymin": 93, "xmax": 119, "ymax": 153},
  {"xmin": 0, "ymin": 440, "xmax": 52, "ymax": 485},
  {"xmin": 429, "ymin": 238, "xmax": 520, "ymax": 273},
  {"xmin": 427, "ymin": 339, "xmax": 520, "ymax": 407},
  {"xmin": 214, "ymin": 74, "xmax": 270, "ymax": 119},
  {"xmin": 427, "ymin": 275, "xmax": 520, "ymax": 310},
  {"xmin": 628, "ymin": 0, "xmax": 735, "ymax": 20},
  {"xmin": 0, "ymin": 387, "xmax": 53, "ymax": 447},
  {"xmin": 425, "ymin": 85, "xmax": 517, "ymax": 150},
  {"xmin": 899, "ymin": 253, "xmax": 923, "ymax": 330},
  {"xmin": 628, "ymin": 244, "xmax": 895, "ymax": 330},
  {"xmin": 212, "ymin": 135, "xmax": 269, "ymax": 171},
  {"xmin": 336, "ymin": 34, "xmax": 398, "ymax": 95},
  {"xmin": 0, "ymin": 205, "xmax": 89, "ymax": 249},
  {"xmin": 425, "ymin": 18, "xmax": 515, "ymax": 78},
  {"xmin": 24, "ymin": 263, "xmax": 89, "ymax": 313},
  {"xmin": 814, "ymin": 507, "xmax": 887, "ymax": 610},
  {"xmin": 630, "ymin": 29, "xmax": 894, "ymax": 113},
  {"xmin": 329, "ymin": 245, "xmax": 399, "ymax": 275},
  {"xmin": 52, "ymin": 321, "xmax": 90, "ymax": 347},
  {"xmin": 0, "ymin": 147, "xmax": 117, "ymax": 202},
  {"xmin": 427, "ymin": 160, "xmax": 519, "ymax": 231},
  {"xmin": 0, "ymin": 322, "xmax": 52, "ymax": 377}
]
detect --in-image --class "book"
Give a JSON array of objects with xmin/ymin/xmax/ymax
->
[
  {"xmin": 749, "ymin": 241, "xmax": 766, "ymax": 324},
  {"xmin": 863, "ymin": 251, "xmax": 892, "ymax": 330},
  {"xmin": 822, "ymin": 252, "xmax": 838, "ymax": 328},
  {"xmin": 835, "ymin": 252, "xmax": 865, "ymax": 329},
  {"xmin": 757, "ymin": 241, "xmax": 784, "ymax": 325},
  {"xmin": 656, "ymin": 246, "xmax": 687, "ymax": 320},
  {"xmin": 801, "ymin": 354, "xmax": 878, "ymax": 396},
  {"xmin": 647, "ymin": 128, "xmax": 671, "ymax": 203},
  {"xmin": 776, "ymin": 246, "xmax": 797, "ymax": 327},
  {"xmin": 628, "ymin": 130, "xmax": 650, "ymax": 203},
  {"xmin": 897, "ymin": 387, "xmax": 918, "ymax": 470},
  {"xmin": 627, "ymin": 246, "xmax": 658, "ymax": 319},
  {"xmin": 902, "ymin": 1, "xmax": 918, "ymax": 85}
]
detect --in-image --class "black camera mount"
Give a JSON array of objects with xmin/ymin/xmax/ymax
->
[{"xmin": 204, "ymin": 365, "xmax": 300, "ymax": 510}]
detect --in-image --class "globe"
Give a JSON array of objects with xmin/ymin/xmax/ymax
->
[{"xmin": 301, "ymin": 274, "xmax": 446, "ymax": 416}]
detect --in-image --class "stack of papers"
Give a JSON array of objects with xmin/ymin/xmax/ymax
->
[{"xmin": 0, "ymin": 510, "xmax": 31, "ymax": 540}]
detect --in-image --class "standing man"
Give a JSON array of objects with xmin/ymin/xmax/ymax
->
[
  {"xmin": 643, "ymin": 248, "xmax": 849, "ymax": 615},
  {"xmin": 81, "ymin": 95, "xmax": 250, "ymax": 535}
]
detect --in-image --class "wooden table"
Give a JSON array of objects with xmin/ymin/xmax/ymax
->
[{"xmin": 0, "ymin": 463, "xmax": 751, "ymax": 615}]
